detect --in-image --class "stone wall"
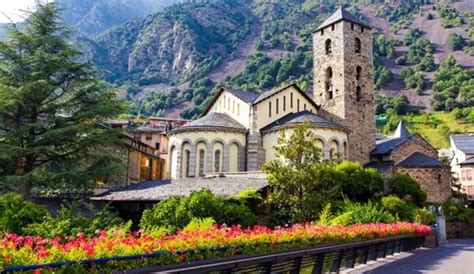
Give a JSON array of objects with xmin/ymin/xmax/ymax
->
[
  {"xmin": 313, "ymin": 20, "xmax": 375, "ymax": 164},
  {"xmin": 395, "ymin": 166, "xmax": 452, "ymax": 203},
  {"xmin": 446, "ymin": 215, "xmax": 474, "ymax": 239},
  {"xmin": 389, "ymin": 135, "xmax": 438, "ymax": 163}
]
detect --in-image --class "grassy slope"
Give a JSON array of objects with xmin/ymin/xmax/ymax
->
[{"xmin": 400, "ymin": 112, "xmax": 474, "ymax": 148}]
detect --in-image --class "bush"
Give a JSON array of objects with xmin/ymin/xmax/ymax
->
[
  {"xmin": 140, "ymin": 189, "xmax": 256, "ymax": 232},
  {"xmin": 335, "ymin": 161, "xmax": 384, "ymax": 202},
  {"xmin": 24, "ymin": 202, "xmax": 124, "ymax": 238},
  {"xmin": 395, "ymin": 55, "xmax": 407, "ymax": 65},
  {"xmin": 447, "ymin": 33, "xmax": 465, "ymax": 51},
  {"xmin": 387, "ymin": 174, "xmax": 427, "ymax": 206},
  {"xmin": 331, "ymin": 199, "xmax": 396, "ymax": 225},
  {"xmin": 413, "ymin": 208, "xmax": 436, "ymax": 225},
  {"xmin": 0, "ymin": 193, "xmax": 48, "ymax": 234},
  {"xmin": 443, "ymin": 199, "xmax": 474, "ymax": 222},
  {"xmin": 381, "ymin": 195, "xmax": 416, "ymax": 221},
  {"xmin": 418, "ymin": 56, "xmax": 435, "ymax": 72}
]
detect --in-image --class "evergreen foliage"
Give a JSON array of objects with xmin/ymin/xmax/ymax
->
[
  {"xmin": 24, "ymin": 202, "xmax": 125, "ymax": 238},
  {"xmin": 0, "ymin": 193, "xmax": 48, "ymax": 234},
  {"xmin": 0, "ymin": 3, "xmax": 125, "ymax": 196},
  {"xmin": 432, "ymin": 54, "xmax": 473, "ymax": 111}
]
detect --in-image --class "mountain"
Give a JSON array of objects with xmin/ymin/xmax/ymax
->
[
  {"xmin": 2, "ymin": 0, "xmax": 473, "ymax": 122},
  {"xmin": 91, "ymin": 0, "xmax": 253, "ymax": 85},
  {"xmin": 57, "ymin": 0, "xmax": 183, "ymax": 35},
  {"xmin": 81, "ymin": 0, "xmax": 472, "ymax": 120}
]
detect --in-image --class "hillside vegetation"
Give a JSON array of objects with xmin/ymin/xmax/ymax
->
[
  {"xmin": 5, "ymin": 0, "xmax": 471, "ymax": 132},
  {"xmin": 81, "ymin": 0, "xmax": 472, "ymax": 121}
]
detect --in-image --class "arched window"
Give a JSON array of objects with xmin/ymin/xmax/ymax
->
[
  {"xmin": 214, "ymin": 150, "xmax": 221, "ymax": 173},
  {"xmin": 438, "ymin": 174, "xmax": 442, "ymax": 184},
  {"xmin": 356, "ymin": 86, "xmax": 362, "ymax": 102},
  {"xmin": 198, "ymin": 149, "xmax": 205, "ymax": 177},
  {"xmin": 329, "ymin": 140, "xmax": 338, "ymax": 159},
  {"xmin": 229, "ymin": 143, "xmax": 239, "ymax": 172},
  {"xmin": 356, "ymin": 66, "xmax": 362, "ymax": 80},
  {"xmin": 325, "ymin": 39, "xmax": 332, "ymax": 55},
  {"xmin": 184, "ymin": 150, "xmax": 190, "ymax": 177},
  {"xmin": 169, "ymin": 146, "xmax": 177, "ymax": 179},
  {"xmin": 355, "ymin": 38, "xmax": 361, "ymax": 53},
  {"xmin": 343, "ymin": 141, "xmax": 348, "ymax": 158},
  {"xmin": 325, "ymin": 67, "xmax": 333, "ymax": 100}
]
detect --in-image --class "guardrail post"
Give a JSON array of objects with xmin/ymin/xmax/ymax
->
[
  {"xmin": 329, "ymin": 250, "xmax": 344, "ymax": 273},
  {"xmin": 368, "ymin": 244, "xmax": 377, "ymax": 261},
  {"xmin": 311, "ymin": 254, "xmax": 325, "ymax": 274},
  {"xmin": 345, "ymin": 248, "xmax": 356, "ymax": 269},
  {"xmin": 396, "ymin": 239, "xmax": 402, "ymax": 253},
  {"xmin": 358, "ymin": 246, "xmax": 369, "ymax": 265},
  {"xmin": 290, "ymin": 256, "xmax": 303, "ymax": 274},
  {"xmin": 390, "ymin": 240, "xmax": 396, "ymax": 255}
]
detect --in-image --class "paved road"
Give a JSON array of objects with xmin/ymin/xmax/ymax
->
[{"xmin": 352, "ymin": 239, "xmax": 474, "ymax": 274}]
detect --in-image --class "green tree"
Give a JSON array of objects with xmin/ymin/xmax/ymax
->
[
  {"xmin": 387, "ymin": 173, "xmax": 427, "ymax": 206},
  {"xmin": 0, "ymin": 193, "xmax": 48, "ymax": 234},
  {"xmin": 262, "ymin": 121, "xmax": 340, "ymax": 224},
  {"xmin": 335, "ymin": 161, "xmax": 384, "ymax": 202},
  {"xmin": 0, "ymin": 3, "xmax": 125, "ymax": 196},
  {"xmin": 447, "ymin": 33, "xmax": 465, "ymax": 51}
]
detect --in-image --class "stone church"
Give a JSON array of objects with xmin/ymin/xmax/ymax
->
[
  {"xmin": 160, "ymin": 8, "xmax": 452, "ymax": 202},
  {"xmin": 167, "ymin": 8, "xmax": 368, "ymax": 178}
]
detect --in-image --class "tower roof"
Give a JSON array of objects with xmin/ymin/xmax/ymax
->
[
  {"xmin": 315, "ymin": 6, "xmax": 372, "ymax": 32},
  {"xmin": 393, "ymin": 120, "xmax": 411, "ymax": 138}
]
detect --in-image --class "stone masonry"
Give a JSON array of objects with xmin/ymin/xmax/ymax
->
[
  {"xmin": 396, "ymin": 166, "xmax": 452, "ymax": 203},
  {"xmin": 385, "ymin": 135, "xmax": 438, "ymax": 163},
  {"xmin": 313, "ymin": 20, "xmax": 375, "ymax": 164}
]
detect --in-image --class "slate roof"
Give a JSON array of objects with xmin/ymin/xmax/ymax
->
[
  {"xmin": 315, "ymin": 7, "xmax": 372, "ymax": 32},
  {"xmin": 393, "ymin": 120, "xmax": 411, "ymax": 138},
  {"xmin": 451, "ymin": 134, "xmax": 474, "ymax": 154},
  {"xmin": 131, "ymin": 126, "xmax": 165, "ymax": 133},
  {"xmin": 171, "ymin": 112, "xmax": 247, "ymax": 133},
  {"xmin": 459, "ymin": 157, "xmax": 474, "ymax": 165},
  {"xmin": 91, "ymin": 175, "xmax": 268, "ymax": 202},
  {"xmin": 260, "ymin": 110, "xmax": 349, "ymax": 133},
  {"xmin": 396, "ymin": 152, "xmax": 447, "ymax": 169},
  {"xmin": 365, "ymin": 161, "xmax": 394, "ymax": 173},
  {"xmin": 371, "ymin": 137, "xmax": 409, "ymax": 156}
]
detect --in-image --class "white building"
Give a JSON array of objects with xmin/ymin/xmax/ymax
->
[{"xmin": 450, "ymin": 134, "xmax": 474, "ymax": 200}]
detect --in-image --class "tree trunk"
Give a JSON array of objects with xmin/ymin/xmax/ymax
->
[{"xmin": 15, "ymin": 156, "xmax": 34, "ymax": 198}]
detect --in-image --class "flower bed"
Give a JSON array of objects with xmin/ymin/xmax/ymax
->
[{"xmin": 0, "ymin": 222, "xmax": 431, "ymax": 272}]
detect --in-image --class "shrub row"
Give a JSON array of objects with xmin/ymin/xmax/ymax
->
[{"xmin": 0, "ymin": 222, "xmax": 431, "ymax": 272}]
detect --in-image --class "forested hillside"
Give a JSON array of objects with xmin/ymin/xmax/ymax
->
[
  {"xmin": 2, "ymin": 0, "xmax": 472, "ymax": 147},
  {"xmin": 58, "ymin": 0, "xmax": 183, "ymax": 35},
  {"xmin": 76, "ymin": 0, "xmax": 472, "ymax": 128}
]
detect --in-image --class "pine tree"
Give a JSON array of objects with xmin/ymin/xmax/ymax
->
[{"xmin": 0, "ymin": 3, "xmax": 125, "ymax": 197}]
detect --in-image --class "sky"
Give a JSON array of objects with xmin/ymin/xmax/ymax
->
[{"xmin": 0, "ymin": 0, "xmax": 44, "ymax": 23}]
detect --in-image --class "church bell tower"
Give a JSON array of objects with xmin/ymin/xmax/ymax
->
[{"xmin": 313, "ymin": 7, "xmax": 375, "ymax": 164}]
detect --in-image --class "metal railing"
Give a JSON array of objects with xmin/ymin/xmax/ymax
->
[
  {"xmin": 2, "ymin": 235, "xmax": 425, "ymax": 273},
  {"xmin": 127, "ymin": 235, "xmax": 425, "ymax": 273}
]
